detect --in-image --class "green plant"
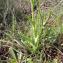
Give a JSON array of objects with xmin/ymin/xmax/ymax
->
[{"xmin": 18, "ymin": 0, "xmax": 46, "ymax": 53}]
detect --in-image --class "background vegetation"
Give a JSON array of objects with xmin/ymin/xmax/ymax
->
[{"xmin": 0, "ymin": 0, "xmax": 63, "ymax": 63}]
